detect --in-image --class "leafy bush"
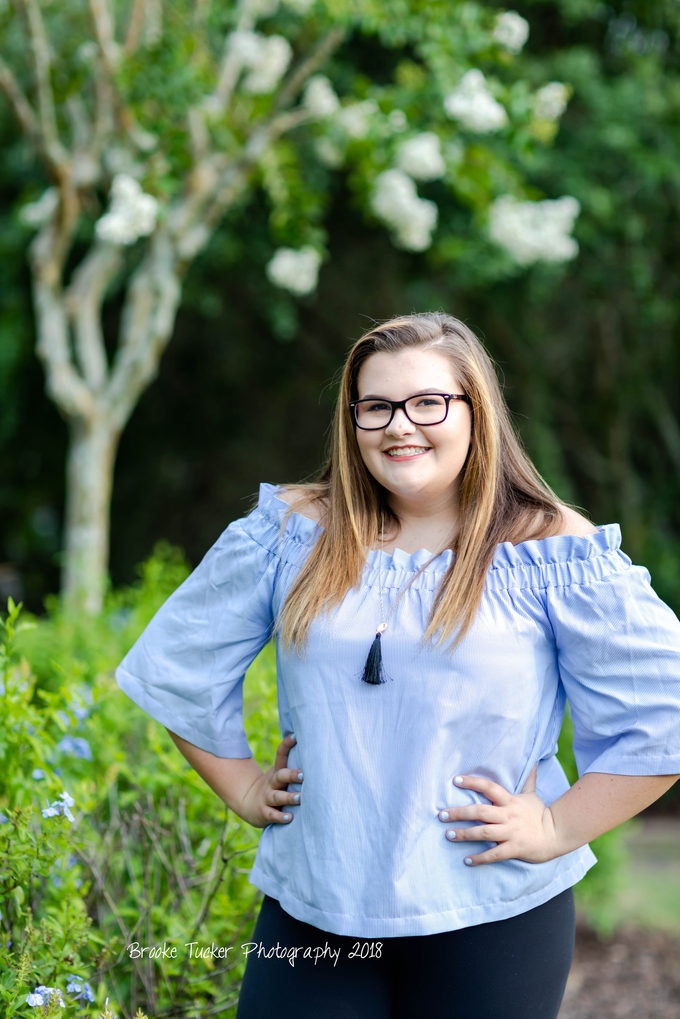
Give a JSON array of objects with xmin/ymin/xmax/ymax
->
[
  {"xmin": 7, "ymin": 546, "xmax": 281, "ymax": 1019},
  {"xmin": 0, "ymin": 601, "xmax": 100, "ymax": 1019}
]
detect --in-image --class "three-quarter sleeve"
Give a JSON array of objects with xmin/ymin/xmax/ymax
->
[
  {"xmin": 116, "ymin": 516, "xmax": 278, "ymax": 758},
  {"xmin": 545, "ymin": 546, "xmax": 680, "ymax": 777}
]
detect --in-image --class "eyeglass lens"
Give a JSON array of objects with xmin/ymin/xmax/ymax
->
[{"xmin": 354, "ymin": 394, "xmax": 449, "ymax": 429}]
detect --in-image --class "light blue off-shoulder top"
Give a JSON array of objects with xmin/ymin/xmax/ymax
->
[{"xmin": 116, "ymin": 483, "xmax": 680, "ymax": 937}]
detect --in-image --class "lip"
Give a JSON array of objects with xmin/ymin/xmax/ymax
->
[{"xmin": 381, "ymin": 445, "xmax": 432, "ymax": 461}]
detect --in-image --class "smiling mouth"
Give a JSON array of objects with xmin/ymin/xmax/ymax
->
[{"xmin": 383, "ymin": 446, "xmax": 432, "ymax": 458}]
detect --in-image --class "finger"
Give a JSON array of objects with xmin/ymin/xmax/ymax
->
[
  {"xmin": 445, "ymin": 825, "xmax": 503, "ymax": 843},
  {"xmin": 266, "ymin": 789, "xmax": 301, "ymax": 807},
  {"xmin": 521, "ymin": 764, "xmax": 538, "ymax": 794},
  {"xmin": 438, "ymin": 804, "xmax": 503, "ymax": 824},
  {"xmin": 461, "ymin": 844, "xmax": 513, "ymax": 866},
  {"xmin": 274, "ymin": 767, "xmax": 304, "ymax": 787},
  {"xmin": 273, "ymin": 734, "xmax": 297, "ymax": 773},
  {"xmin": 263, "ymin": 805, "xmax": 295, "ymax": 825},
  {"xmin": 452, "ymin": 774, "xmax": 511, "ymax": 806}
]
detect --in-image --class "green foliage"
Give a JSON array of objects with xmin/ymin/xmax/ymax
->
[
  {"xmin": 4, "ymin": 546, "xmax": 281, "ymax": 1019},
  {"xmin": 0, "ymin": 601, "xmax": 99, "ymax": 1019}
]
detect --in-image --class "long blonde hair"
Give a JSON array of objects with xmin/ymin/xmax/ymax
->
[{"xmin": 279, "ymin": 312, "xmax": 569, "ymax": 649}]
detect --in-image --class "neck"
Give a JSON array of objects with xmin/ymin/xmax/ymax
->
[{"xmin": 381, "ymin": 486, "xmax": 461, "ymax": 554}]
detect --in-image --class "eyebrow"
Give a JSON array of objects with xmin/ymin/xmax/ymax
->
[{"xmin": 359, "ymin": 388, "xmax": 451, "ymax": 399}]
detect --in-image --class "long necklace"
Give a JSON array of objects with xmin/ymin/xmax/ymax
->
[{"xmin": 361, "ymin": 516, "xmax": 453, "ymax": 686}]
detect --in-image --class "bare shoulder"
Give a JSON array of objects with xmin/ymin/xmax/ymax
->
[
  {"xmin": 553, "ymin": 505, "xmax": 598, "ymax": 537},
  {"xmin": 277, "ymin": 486, "xmax": 327, "ymax": 525}
]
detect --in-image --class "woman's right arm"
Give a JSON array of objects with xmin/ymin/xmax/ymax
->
[{"xmin": 166, "ymin": 730, "xmax": 303, "ymax": 828}]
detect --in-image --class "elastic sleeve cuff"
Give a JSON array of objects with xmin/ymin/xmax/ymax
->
[
  {"xmin": 116, "ymin": 666, "xmax": 253, "ymax": 759},
  {"xmin": 583, "ymin": 753, "xmax": 680, "ymax": 777}
]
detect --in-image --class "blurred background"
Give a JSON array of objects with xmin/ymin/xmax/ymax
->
[{"xmin": 1, "ymin": 1, "xmax": 680, "ymax": 1016}]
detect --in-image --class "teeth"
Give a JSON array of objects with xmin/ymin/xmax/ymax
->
[{"xmin": 385, "ymin": 446, "xmax": 429, "ymax": 457}]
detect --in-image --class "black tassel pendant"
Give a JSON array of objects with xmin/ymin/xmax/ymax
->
[{"xmin": 361, "ymin": 623, "xmax": 388, "ymax": 685}]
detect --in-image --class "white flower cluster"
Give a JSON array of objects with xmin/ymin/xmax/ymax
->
[
  {"xmin": 371, "ymin": 169, "xmax": 438, "ymax": 252},
  {"xmin": 488, "ymin": 195, "xmax": 580, "ymax": 265},
  {"xmin": 96, "ymin": 175, "xmax": 158, "ymax": 245},
  {"xmin": 303, "ymin": 77, "xmax": 378, "ymax": 138},
  {"xmin": 533, "ymin": 81, "xmax": 569, "ymax": 121},
  {"xmin": 19, "ymin": 187, "xmax": 58, "ymax": 228},
  {"xmin": 336, "ymin": 99, "xmax": 379, "ymax": 139},
  {"xmin": 444, "ymin": 70, "xmax": 508, "ymax": 133},
  {"xmin": 26, "ymin": 987, "xmax": 65, "ymax": 1009},
  {"xmin": 314, "ymin": 137, "xmax": 344, "ymax": 168},
  {"xmin": 397, "ymin": 132, "xmax": 445, "ymax": 181},
  {"xmin": 493, "ymin": 11, "xmax": 530, "ymax": 53},
  {"xmin": 229, "ymin": 30, "xmax": 292, "ymax": 94},
  {"xmin": 266, "ymin": 245, "xmax": 322, "ymax": 295},
  {"xmin": 303, "ymin": 74, "xmax": 340, "ymax": 117},
  {"xmin": 41, "ymin": 790, "xmax": 76, "ymax": 822}
]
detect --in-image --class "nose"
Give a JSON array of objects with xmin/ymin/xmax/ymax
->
[{"xmin": 385, "ymin": 407, "xmax": 415, "ymax": 437}]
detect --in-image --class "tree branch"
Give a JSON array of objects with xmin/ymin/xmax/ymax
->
[
  {"xmin": 213, "ymin": 0, "xmax": 259, "ymax": 108},
  {"xmin": 16, "ymin": 0, "xmax": 68, "ymax": 170},
  {"xmin": 66, "ymin": 242, "xmax": 123, "ymax": 391},
  {"xmin": 275, "ymin": 25, "xmax": 346, "ymax": 111},
  {"xmin": 106, "ymin": 229, "xmax": 182, "ymax": 429},
  {"xmin": 88, "ymin": 0, "xmax": 157, "ymax": 152},
  {"xmin": 89, "ymin": 0, "xmax": 120, "ymax": 76},
  {"xmin": 0, "ymin": 55, "xmax": 39, "ymax": 141},
  {"xmin": 32, "ymin": 278, "xmax": 95, "ymax": 422},
  {"xmin": 124, "ymin": 0, "xmax": 147, "ymax": 54}
]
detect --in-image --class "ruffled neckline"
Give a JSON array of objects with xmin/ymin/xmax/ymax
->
[{"xmin": 254, "ymin": 482, "xmax": 622, "ymax": 577}]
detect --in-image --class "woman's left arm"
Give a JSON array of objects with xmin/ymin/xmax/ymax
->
[{"xmin": 439, "ymin": 769, "xmax": 679, "ymax": 865}]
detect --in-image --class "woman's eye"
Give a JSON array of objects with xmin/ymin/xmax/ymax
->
[
  {"xmin": 366, "ymin": 402, "xmax": 390, "ymax": 413},
  {"xmin": 415, "ymin": 397, "xmax": 442, "ymax": 407}
]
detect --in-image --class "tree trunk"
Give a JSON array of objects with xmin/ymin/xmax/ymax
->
[{"xmin": 62, "ymin": 415, "xmax": 120, "ymax": 615}]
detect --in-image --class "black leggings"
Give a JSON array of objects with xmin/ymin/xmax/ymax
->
[{"xmin": 236, "ymin": 888, "xmax": 575, "ymax": 1019}]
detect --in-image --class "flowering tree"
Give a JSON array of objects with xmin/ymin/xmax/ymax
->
[{"xmin": 0, "ymin": 0, "xmax": 578, "ymax": 613}]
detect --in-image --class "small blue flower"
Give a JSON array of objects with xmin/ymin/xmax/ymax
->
[
  {"xmin": 32, "ymin": 987, "xmax": 65, "ymax": 1008},
  {"xmin": 0, "ymin": 812, "xmax": 8, "ymax": 824},
  {"xmin": 32, "ymin": 768, "xmax": 46, "ymax": 780},
  {"xmin": 26, "ymin": 993, "xmax": 44, "ymax": 1007},
  {"xmin": 52, "ymin": 874, "xmax": 62, "ymax": 887},
  {"xmin": 73, "ymin": 705, "xmax": 90, "ymax": 722},
  {"xmin": 41, "ymin": 791, "xmax": 76, "ymax": 822},
  {"xmin": 67, "ymin": 978, "xmax": 94, "ymax": 1003},
  {"xmin": 57, "ymin": 736, "xmax": 93, "ymax": 761}
]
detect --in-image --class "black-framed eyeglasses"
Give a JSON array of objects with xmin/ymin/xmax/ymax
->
[{"xmin": 349, "ymin": 392, "xmax": 471, "ymax": 430}]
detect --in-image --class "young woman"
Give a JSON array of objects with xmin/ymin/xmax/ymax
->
[{"xmin": 117, "ymin": 313, "xmax": 680, "ymax": 1019}]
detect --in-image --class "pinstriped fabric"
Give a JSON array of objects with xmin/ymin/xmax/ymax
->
[{"xmin": 116, "ymin": 483, "xmax": 680, "ymax": 938}]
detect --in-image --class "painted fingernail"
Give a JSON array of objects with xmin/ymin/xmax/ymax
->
[
  {"xmin": 446, "ymin": 831, "xmax": 457, "ymax": 840},
  {"xmin": 283, "ymin": 813, "xmax": 292, "ymax": 821},
  {"xmin": 293, "ymin": 794, "xmax": 300, "ymax": 803},
  {"xmin": 289, "ymin": 734, "xmax": 296, "ymax": 741},
  {"xmin": 454, "ymin": 776, "xmax": 464, "ymax": 785},
  {"xmin": 296, "ymin": 772, "xmax": 303, "ymax": 781},
  {"xmin": 440, "ymin": 811, "xmax": 449, "ymax": 821},
  {"xmin": 464, "ymin": 857, "xmax": 473, "ymax": 866}
]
